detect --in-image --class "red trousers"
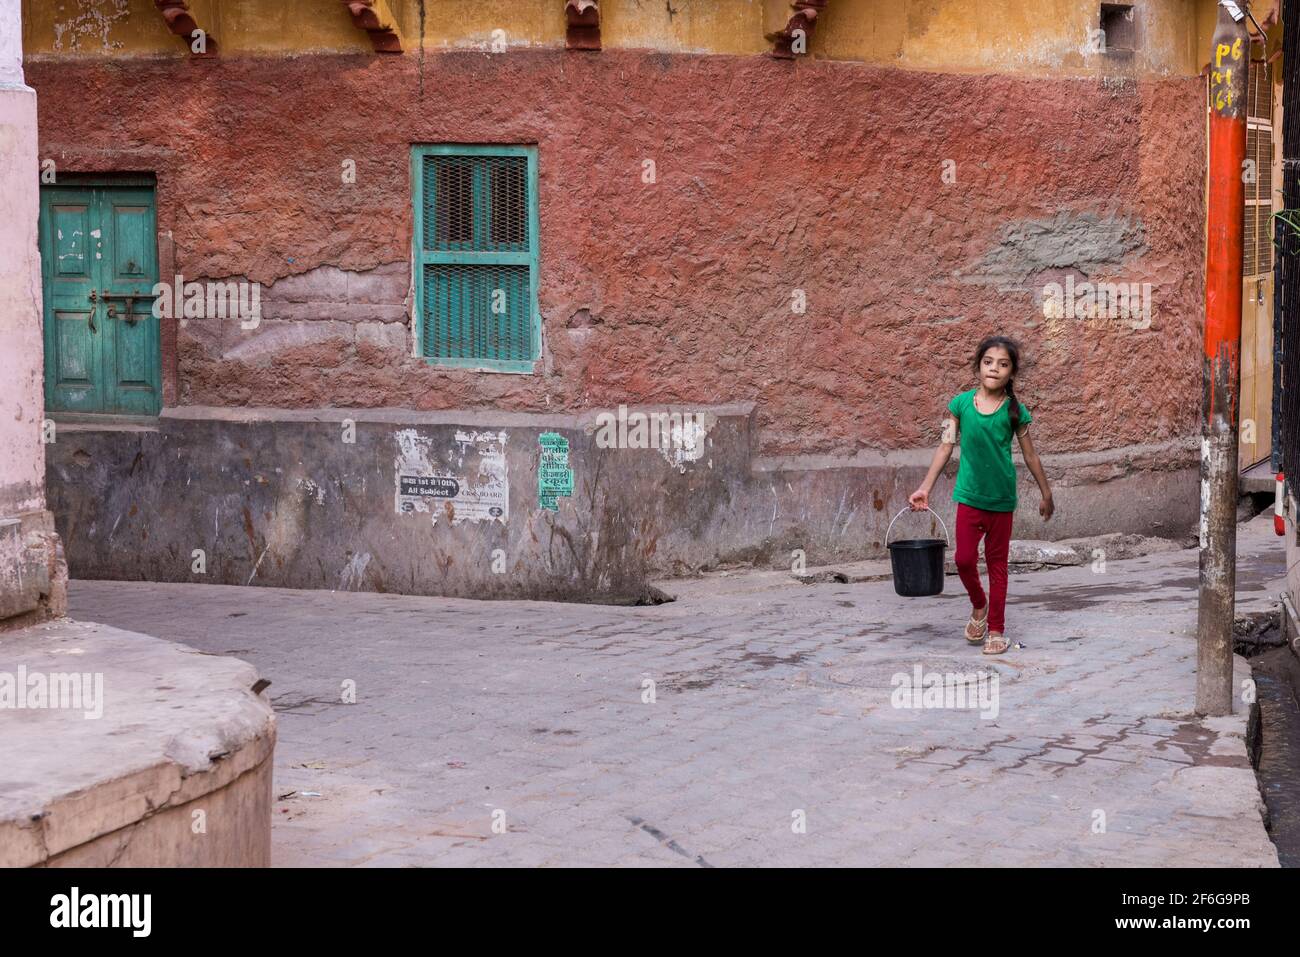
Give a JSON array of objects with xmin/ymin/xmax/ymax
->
[{"xmin": 954, "ymin": 503, "xmax": 1014, "ymax": 633}]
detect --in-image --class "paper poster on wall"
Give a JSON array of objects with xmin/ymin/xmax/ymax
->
[
  {"xmin": 394, "ymin": 428, "xmax": 508, "ymax": 525},
  {"xmin": 538, "ymin": 432, "xmax": 573, "ymax": 511}
]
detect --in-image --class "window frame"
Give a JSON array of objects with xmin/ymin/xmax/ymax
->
[
  {"xmin": 1245, "ymin": 61, "xmax": 1274, "ymax": 279},
  {"xmin": 410, "ymin": 144, "xmax": 541, "ymax": 374}
]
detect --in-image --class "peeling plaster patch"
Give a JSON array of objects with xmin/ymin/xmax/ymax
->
[
  {"xmin": 1199, "ymin": 436, "xmax": 1210, "ymax": 551},
  {"xmin": 221, "ymin": 318, "xmax": 348, "ymax": 364},
  {"xmin": 296, "ymin": 478, "xmax": 325, "ymax": 505},
  {"xmin": 338, "ymin": 552, "xmax": 371, "ymax": 591},
  {"xmin": 590, "ymin": 406, "xmax": 715, "ymax": 470},
  {"xmin": 431, "ymin": 33, "xmax": 548, "ymax": 52},
  {"xmin": 393, "ymin": 428, "xmax": 508, "ymax": 525},
  {"xmin": 659, "ymin": 413, "xmax": 712, "ymax": 470},
  {"xmin": 53, "ymin": 0, "xmax": 129, "ymax": 53},
  {"xmin": 961, "ymin": 211, "xmax": 1147, "ymax": 291}
]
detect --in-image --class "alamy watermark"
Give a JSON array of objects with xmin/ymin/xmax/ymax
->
[
  {"xmin": 50, "ymin": 887, "xmax": 150, "ymax": 937},
  {"xmin": 592, "ymin": 405, "xmax": 711, "ymax": 468},
  {"xmin": 1040, "ymin": 275, "xmax": 1152, "ymax": 329},
  {"xmin": 0, "ymin": 666, "xmax": 104, "ymax": 719},
  {"xmin": 891, "ymin": 665, "xmax": 999, "ymax": 720},
  {"xmin": 152, "ymin": 274, "xmax": 262, "ymax": 329}
]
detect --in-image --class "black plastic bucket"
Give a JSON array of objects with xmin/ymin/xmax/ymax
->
[{"xmin": 885, "ymin": 507, "xmax": 949, "ymax": 597}]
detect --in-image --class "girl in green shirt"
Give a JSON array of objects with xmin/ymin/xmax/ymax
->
[{"xmin": 908, "ymin": 336, "xmax": 1054, "ymax": 654}]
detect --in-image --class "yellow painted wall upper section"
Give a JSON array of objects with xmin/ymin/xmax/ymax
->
[
  {"xmin": 20, "ymin": 0, "xmax": 1271, "ymax": 78},
  {"xmin": 411, "ymin": 1, "xmax": 770, "ymax": 56},
  {"xmin": 25, "ymin": 0, "xmax": 374, "ymax": 56},
  {"xmin": 599, "ymin": 0, "xmax": 770, "ymax": 56},
  {"xmin": 818, "ymin": 0, "xmax": 1200, "ymax": 75},
  {"xmin": 411, "ymin": 0, "xmax": 564, "ymax": 51}
]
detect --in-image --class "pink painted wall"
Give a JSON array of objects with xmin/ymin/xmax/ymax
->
[{"xmin": 0, "ymin": 0, "xmax": 45, "ymax": 519}]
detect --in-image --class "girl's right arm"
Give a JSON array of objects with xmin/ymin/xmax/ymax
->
[{"xmin": 908, "ymin": 416, "xmax": 957, "ymax": 510}]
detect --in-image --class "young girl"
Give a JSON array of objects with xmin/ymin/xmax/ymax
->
[{"xmin": 908, "ymin": 336, "xmax": 1054, "ymax": 655}]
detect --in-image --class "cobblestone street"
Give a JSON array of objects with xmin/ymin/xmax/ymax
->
[{"xmin": 68, "ymin": 516, "xmax": 1284, "ymax": 867}]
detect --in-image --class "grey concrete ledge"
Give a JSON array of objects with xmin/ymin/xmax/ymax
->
[
  {"xmin": 53, "ymin": 405, "xmax": 1196, "ymax": 481},
  {"xmin": 0, "ymin": 619, "xmax": 275, "ymax": 867},
  {"xmin": 48, "ymin": 413, "xmax": 160, "ymax": 433},
  {"xmin": 152, "ymin": 403, "xmax": 758, "ymax": 431},
  {"xmin": 754, "ymin": 435, "xmax": 1200, "ymax": 475}
]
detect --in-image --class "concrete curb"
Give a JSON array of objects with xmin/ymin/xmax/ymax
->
[{"xmin": 0, "ymin": 619, "xmax": 276, "ymax": 867}]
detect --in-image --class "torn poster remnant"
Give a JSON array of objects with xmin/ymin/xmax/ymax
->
[{"xmin": 394, "ymin": 428, "xmax": 508, "ymax": 524}]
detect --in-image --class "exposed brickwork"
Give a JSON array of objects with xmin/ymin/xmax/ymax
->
[{"xmin": 27, "ymin": 52, "xmax": 1205, "ymax": 458}]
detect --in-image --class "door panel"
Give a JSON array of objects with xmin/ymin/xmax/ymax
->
[
  {"xmin": 112, "ymin": 314, "xmax": 154, "ymax": 387},
  {"xmin": 40, "ymin": 185, "xmax": 160, "ymax": 416},
  {"xmin": 1240, "ymin": 279, "xmax": 1256, "ymax": 466},
  {"xmin": 52, "ymin": 310, "xmax": 98, "ymax": 409},
  {"xmin": 43, "ymin": 192, "xmax": 105, "ymax": 412},
  {"xmin": 101, "ymin": 190, "xmax": 160, "ymax": 414},
  {"xmin": 51, "ymin": 203, "xmax": 91, "ymax": 278},
  {"xmin": 1254, "ymin": 277, "xmax": 1274, "ymax": 465},
  {"xmin": 1239, "ymin": 275, "xmax": 1274, "ymax": 469},
  {"xmin": 108, "ymin": 203, "xmax": 152, "ymax": 281}
]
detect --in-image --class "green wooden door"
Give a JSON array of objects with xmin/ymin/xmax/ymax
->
[{"xmin": 40, "ymin": 185, "xmax": 161, "ymax": 415}]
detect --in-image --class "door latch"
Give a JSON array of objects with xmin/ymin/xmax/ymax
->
[{"xmin": 94, "ymin": 289, "xmax": 152, "ymax": 326}]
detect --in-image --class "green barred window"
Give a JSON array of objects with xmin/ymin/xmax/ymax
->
[{"xmin": 411, "ymin": 145, "xmax": 540, "ymax": 372}]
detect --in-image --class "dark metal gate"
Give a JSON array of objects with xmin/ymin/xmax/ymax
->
[{"xmin": 1278, "ymin": 0, "xmax": 1300, "ymax": 482}]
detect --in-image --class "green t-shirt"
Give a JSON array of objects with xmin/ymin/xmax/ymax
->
[{"xmin": 948, "ymin": 389, "xmax": 1032, "ymax": 513}]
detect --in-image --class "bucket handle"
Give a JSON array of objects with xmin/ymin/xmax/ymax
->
[{"xmin": 885, "ymin": 505, "xmax": 951, "ymax": 548}]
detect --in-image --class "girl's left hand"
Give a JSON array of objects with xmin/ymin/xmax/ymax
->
[{"xmin": 1040, "ymin": 494, "xmax": 1055, "ymax": 521}]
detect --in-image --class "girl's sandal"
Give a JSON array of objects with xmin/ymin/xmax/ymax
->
[
  {"xmin": 964, "ymin": 610, "xmax": 989, "ymax": 644},
  {"xmin": 983, "ymin": 632, "xmax": 1010, "ymax": 655}
]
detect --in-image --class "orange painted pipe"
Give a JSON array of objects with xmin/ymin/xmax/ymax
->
[
  {"xmin": 1197, "ymin": 1, "xmax": 1248, "ymax": 717},
  {"xmin": 1204, "ymin": 4, "xmax": 1247, "ymax": 426}
]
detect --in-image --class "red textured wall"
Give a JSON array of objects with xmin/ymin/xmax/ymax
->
[{"xmin": 26, "ymin": 51, "xmax": 1205, "ymax": 457}]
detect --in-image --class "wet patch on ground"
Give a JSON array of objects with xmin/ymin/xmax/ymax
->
[
  {"xmin": 1248, "ymin": 644, "xmax": 1300, "ymax": 867},
  {"xmin": 1008, "ymin": 581, "xmax": 1163, "ymax": 612},
  {"xmin": 658, "ymin": 647, "xmax": 817, "ymax": 693}
]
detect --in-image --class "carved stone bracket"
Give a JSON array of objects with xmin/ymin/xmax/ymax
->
[
  {"xmin": 154, "ymin": 0, "xmax": 218, "ymax": 56},
  {"xmin": 766, "ymin": 1, "xmax": 829, "ymax": 59},
  {"xmin": 566, "ymin": 0, "xmax": 601, "ymax": 51},
  {"xmin": 342, "ymin": 0, "xmax": 403, "ymax": 54}
]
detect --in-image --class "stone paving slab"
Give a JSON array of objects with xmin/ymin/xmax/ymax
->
[{"xmin": 63, "ymin": 514, "xmax": 1286, "ymax": 867}]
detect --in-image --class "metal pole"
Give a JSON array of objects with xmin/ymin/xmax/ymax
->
[{"xmin": 1198, "ymin": 2, "xmax": 1249, "ymax": 716}]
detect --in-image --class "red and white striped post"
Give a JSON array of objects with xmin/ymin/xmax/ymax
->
[{"xmin": 1277, "ymin": 473, "xmax": 1287, "ymax": 536}]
